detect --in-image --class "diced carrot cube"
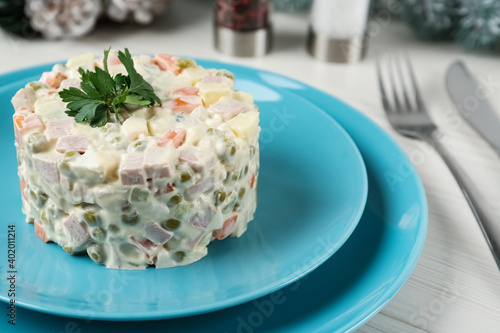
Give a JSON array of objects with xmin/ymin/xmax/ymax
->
[
  {"xmin": 34, "ymin": 221, "xmax": 48, "ymax": 243},
  {"xmin": 14, "ymin": 115, "xmax": 25, "ymax": 129},
  {"xmin": 42, "ymin": 72, "xmax": 67, "ymax": 89},
  {"xmin": 250, "ymin": 173, "xmax": 256, "ymax": 189},
  {"xmin": 20, "ymin": 179, "xmax": 27, "ymax": 200},
  {"xmin": 153, "ymin": 54, "xmax": 181, "ymax": 74},
  {"xmin": 158, "ymin": 129, "xmax": 186, "ymax": 148},
  {"xmin": 166, "ymin": 96, "xmax": 202, "ymax": 114},
  {"xmin": 213, "ymin": 215, "xmax": 238, "ymax": 240}
]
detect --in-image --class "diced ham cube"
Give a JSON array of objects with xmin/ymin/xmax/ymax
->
[
  {"xmin": 45, "ymin": 118, "xmax": 75, "ymax": 141},
  {"xmin": 13, "ymin": 114, "xmax": 44, "ymax": 146},
  {"xmin": 186, "ymin": 177, "xmax": 214, "ymax": 198},
  {"xmin": 11, "ymin": 88, "xmax": 35, "ymax": 111},
  {"xmin": 40, "ymin": 72, "xmax": 67, "ymax": 89},
  {"xmin": 201, "ymin": 75, "xmax": 229, "ymax": 84},
  {"xmin": 166, "ymin": 96, "xmax": 203, "ymax": 114},
  {"xmin": 119, "ymin": 153, "xmax": 145, "ymax": 185},
  {"xmin": 143, "ymin": 222, "xmax": 173, "ymax": 246},
  {"xmin": 130, "ymin": 236, "xmax": 157, "ymax": 259},
  {"xmin": 94, "ymin": 54, "xmax": 122, "ymax": 69},
  {"xmin": 32, "ymin": 154, "xmax": 59, "ymax": 182},
  {"xmin": 34, "ymin": 221, "xmax": 48, "ymax": 243},
  {"xmin": 172, "ymin": 87, "xmax": 199, "ymax": 96},
  {"xmin": 179, "ymin": 149, "xmax": 217, "ymax": 173},
  {"xmin": 210, "ymin": 99, "xmax": 248, "ymax": 121},
  {"xmin": 153, "ymin": 54, "xmax": 181, "ymax": 74},
  {"xmin": 189, "ymin": 207, "xmax": 214, "ymax": 230},
  {"xmin": 143, "ymin": 144, "xmax": 172, "ymax": 178},
  {"xmin": 158, "ymin": 128, "xmax": 186, "ymax": 148},
  {"xmin": 213, "ymin": 215, "xmax": 238, "ymax": 240},
  {"xmin": 64, "ymin": 215, "xmax": 89, "ymax": 246},
  {"xmin": 55, "ymin": 135, "xmax": 90, "ymax": 153},
  {"xmin": 186, "ymin": 233, "xmax": 204, "ymax": 249}
]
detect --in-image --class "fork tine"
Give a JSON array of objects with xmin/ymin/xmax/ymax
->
[
  {"xmin": 394, "ymin": 54, "xmax": 413, "ymax": 112},
  {"xmin": 376, "ymin": 59, "xmax": 392, "ymax": 112},
  {"xmin": 404, "ymin": 53, "xmax": 426, "ymax": 112},
  {"xmin": 387, "ymin": 55, "xmax": 403, "ymax": 113}
]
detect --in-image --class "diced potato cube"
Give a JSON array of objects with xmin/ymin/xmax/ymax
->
[
  {"xmin": 34, "ymin": 96, "xmax": 67, "ymax": 120},
  {"xmin": 198, "ymin": 83, "xmax": 233, "ymax": 106},
  {"xmin": 67, "ymin": 52, "xmax": 96, "ymax": 70},
  {"xmin": 121, "ymin": 116, "xmax": 149, "ymax": 140},
  {"xmin": 181, "ymin": 66, "xmax": 208, "ymax": 84},
  {"xmin": 70, "ymin": 149, "xmax": 120, "ymax": 183},
  {"xmin": 226, "ymin": 111, "xmax": 260, "ymax": 141},
  {"xmin": 147, "ymin": 116, "xmax": 171, "ymax": 136},
  {"xmin": 233, "ymin": 91, "xmax": 254, "ymax": 105}
]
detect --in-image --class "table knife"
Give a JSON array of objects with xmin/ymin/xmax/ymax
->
[{"xmin": 446, "ymin": 61, "xmax": 500, "ymax": 156}]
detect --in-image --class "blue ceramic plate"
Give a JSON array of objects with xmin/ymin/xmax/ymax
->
[{"xmin": 0, "ymin": 60, "xmax": 368, "ymax": 321}]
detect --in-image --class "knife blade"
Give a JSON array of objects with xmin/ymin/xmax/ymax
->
[{"xmin": 446, "ymin": 61, "xmax": 500, "ymax": 155}]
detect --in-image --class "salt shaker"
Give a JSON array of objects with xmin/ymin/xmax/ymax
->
[
  {"xmin": 214, "ymin": 0, "xmax": 272, "ymax": 57},
  {"xmin": 307, "ymin": 0, "xmax": 370, "ymax": 63}
]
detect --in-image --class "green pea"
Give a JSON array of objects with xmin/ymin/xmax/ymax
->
[
  {"xmin": 238, "ymin": 188, "xmax": 246, "ymax": 199},
  {"xmin": 207, "ymin": 128, "xmax": 214, "ymax": 134},
  {"xmin": 121, "ymin": 213, "xmax": 139, "ymax": 225},
  {"xmin": 177, "ymin": 58, "xmax": 196, "ymax": 69},
  {"xmin": 232, "ymin": 172, "xmax": 239, "ymax": 181},
  {"xmin": 59, "ymin": 161, "xmax": 70, "ymax": 173},
  {"xmin": 243, "ymin": 165, "xmax": 249, "ymax": 176},
  {"xmin": 83, "ymin": 210, "xmax": 98, "ymax": 225},
  {"xmin": 249, "ymin": 145, "xmax": 256, "ymax": 157},
  {"xmin": 131, "ymin": 188, "xmax": 149, "ymax": 202},
  {"xmin": 64, "ymin": 151, "xmax": 77, "ymax": 158},
  {"xmin": 109, "ymin": 224, "xmax": 119, "ymax": 233},
  {"xmin": 169, "ymin": 194, "xmax": 182, "ymax": 205},
  {"xmin": 222, "ymin": 195, "xmax": 238, "ymax": 214},
  {"xmin": 111, "ymin": 136, "xmax": 121, "ymax": 143},
  {"xmin": 181, "ymin": 173, "xmax": 192, "ymax": 182},
  {"xmin": 100, "ymin": 127, "xmax": 108, "ymax": 133},
  {"xmin": 87, "ymin": 243, "xmax": 105, "ymax": 264},
  {"xmin": 233, "ymin": 203, "xmax": 240, "ymax": 212},
  {"xmin": 26, "ymin": 132, "xmax": 47, "ymax": 153},
  {"xmin": 92, "ymin": 227, "xmax": 106, "ymax": 240},
  {"xmin": 37, "ymin": 192, "xmax": 48, "ymax": 207},
  {"xmin": 215, "ymin": 190, "xmax": 226, "ymax": 206},
  {"xmin": 29, "ymin": 82, "xmax": 42, "ymax": 91},
  {"xmin": 164, "ymin": 219, "xmax": 181, "ymax": 231},
  {"xmin": 215, "ymin": 71, "xmax": 234, "ymax": 80},
  {"xmin": 230, "ymin": 146, "xmax": 236, "ymax": 156},
  {"xmin": 29, "ymin": 190, "xmax": 37, "ymax": 201},
  {"xmin": 173, "ymin": 251, "xmax": 186, "ymax": 262},
  {"xmin": 63, "ymin": 246, "xmax": 73, "ymax": 254},
  {"xmin": 41, "ymin": 211, "xmax": 48, "ymax": 224}
]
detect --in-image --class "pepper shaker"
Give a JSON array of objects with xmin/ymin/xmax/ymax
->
[{"xmin": 214, "ymin": 0, "xmax": 272, "ymax": 57}]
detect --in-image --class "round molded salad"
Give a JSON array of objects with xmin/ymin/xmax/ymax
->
[{"xmin": 11, "ymin": 48, "xmax": 260, "ymax": 269}]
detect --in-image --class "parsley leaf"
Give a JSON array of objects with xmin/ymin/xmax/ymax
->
[{"xmin": 59, "ymin": 48, "xmax": 161, "ymax": 127}]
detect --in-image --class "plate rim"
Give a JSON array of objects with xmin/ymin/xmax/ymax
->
[{"xmin": 0, "ymin": 60, "xmax": 369, "ymax": 321}]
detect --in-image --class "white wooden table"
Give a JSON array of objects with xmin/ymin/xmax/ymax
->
[{"xmin": 1, "ymin": 1, "xmax": 499, "ymax": 331}]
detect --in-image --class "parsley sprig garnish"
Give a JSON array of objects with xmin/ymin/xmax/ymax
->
[{"xmin": 59, "ymin": 48, "xmax": 161, "ymax": 127}]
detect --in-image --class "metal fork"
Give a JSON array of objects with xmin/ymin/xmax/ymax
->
[{"xmin": 377, "ymin": 54, "xmax": 500, "ymax": 271}]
